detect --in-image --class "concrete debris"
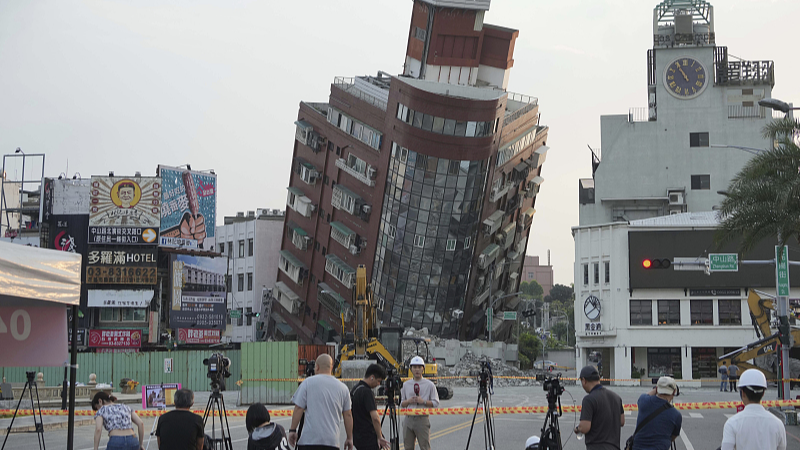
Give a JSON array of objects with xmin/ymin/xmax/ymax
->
[{"xmin": 442, "ymin": 350, "xmax": 541, "ymax": 388}]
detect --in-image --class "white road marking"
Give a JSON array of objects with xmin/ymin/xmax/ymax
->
[
  {"xmin": 724, "ymin": 413, "xmax": 735, "ymax": 418},
  {"xmin": 625, "ymin": 410, "xmax": 632, "ymax": 415},
  {"xmin": 688, "ymin": 413, "xmax": 703, "ymax": 419},
  {"xmin": 680, "ymin": 428, "xmax": 695, "ymax": 450}
]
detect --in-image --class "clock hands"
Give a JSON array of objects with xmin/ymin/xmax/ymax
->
[{"xmin": 677, "ymin": 65, "xmax": 689, "ymax": 82}]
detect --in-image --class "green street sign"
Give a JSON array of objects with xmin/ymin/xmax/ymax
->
[
  {"xmin": 708, "ymin": 253, "xmax": 738, "ymax": 272},
  {"xmin": 776, "ymin": 245, "xmax": 790, "ymax": 297},
  {"xmin": 487, "ymin": 306, "xmax": 493, "ymax": 334},
  {"xmin": 503, "ymin": 311, "xmax": 517, "ymax": 321},
  {"xmin": 229, "ymin": 310, "xmax": 242, "ymax": 319}
]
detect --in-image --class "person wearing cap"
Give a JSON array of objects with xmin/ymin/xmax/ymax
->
[
  {"xmin": 720, "ymin": 369, "xmax": 786, "ymax": 450},
  {"xmin": 631, "ymin": 377, "xmax": 682, "ymax": 450},
  {"xmin": 400, "ymin": 356, "xmax": 440, "ymax": 450},
  {"xmin": 574, "ymin": 365, "xmax": 624, "ymax": 449}
]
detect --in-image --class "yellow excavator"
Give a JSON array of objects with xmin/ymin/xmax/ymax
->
[
  {"xmin": 718, "ymin": 290, "xmax": 800, "ymax": 385},
  {"xmin": 332, "ymin": 264, "xmax": 454, "ymax": 400}
]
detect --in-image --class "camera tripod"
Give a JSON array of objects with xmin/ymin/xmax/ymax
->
[
  {"xmin": 539, "ymin": 391, "xmax": 563, "ymax": 450},
  {"xmin": 2, "ymin": 372, "xmax": 45, "ymax": 450},
  {"xmin": 380, "ymin": 385, "xmax": 400, "ymax": 450},
  {"xmin": 465, "ymin": 367, "xmax": 495, "ymax": 450},
  {"xmin": 202, "ymin": 387, "xmax": 233, "ymax": 450}
]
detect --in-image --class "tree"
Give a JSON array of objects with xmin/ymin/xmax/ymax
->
[
  {"xmin": 520, "ymin": 280, "xmax": 544, "ymax": 300},
  {"xmin": 519, "ymin": 332, "xmax": 542, "ymax": 367},
  {"xmin": 716, "ymin": 117, "xmax": 800, "ymax": 252},
  {"xmin": 551, "ymin": 321, "xmax": 570, "ymax": 343},
  {"xmin": 544, "ymin": 284, "xmax": 574, "ymax": 303}
]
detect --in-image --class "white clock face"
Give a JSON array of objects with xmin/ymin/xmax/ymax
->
[{"xmin": 584, "ymin": 295, "xmax": 601, "ymax": 320}]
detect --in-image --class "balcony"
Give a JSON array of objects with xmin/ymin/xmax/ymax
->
[
  {"xmin": 504, "ymin": 92, "xmax": 539, "ymax": 126},
  {"xmin": 289, "ymin": 223, "xmax": 310, "ymax": 251},
  {"xmin": 318, "ymin": 282, "xmax": 349, "ymax": 315},
  {"xmin": 330, "ymin": 221, "xmax": 357, "ymax": 249},
  {"xmin": 728, "ymin": 105, "xmax": 767, "ymax": 119},
  {"xmin": 527, "ymin": 145, "xmax": 549, "ymax": 169},
  {"xmin": 333, "ymin": 77, "xmax": 388, "ymax": 111},
  {"xmin": 286, "ymin": 186, "xmax": 315, "ymax": 217},
  {"xmin": 482, "ymin": 210, "xmax": 505, "ymax": 236},
  {"xmin": 477, "ymin": 243, "xmax": 501, "ymax": 270},
  {"xmin": 473, "ymin": 286, "xmax": 491, "ymax": 306},
  {"xmin": 335, "ymin": 158, "xmax": 376, "ymax": 187},
  {"xmin": 279, "ymin": 250, "xmax": 307, "ymax": 286},
  {"xmin": 275, "ymin": 281, "xmax": 301, "ymax": 315},
  {"xmin": 325, "ymin": 254, "xmax": 356, "ymax": 289},
  {"xmin": 332, "ymin": 184, "xmax": 364, "ymax": 217},
  {"xmin": 519, "ymin": 207, "xmax": 535, "ymax": 230}
]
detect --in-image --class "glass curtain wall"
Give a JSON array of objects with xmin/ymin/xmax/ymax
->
[{"xmin": 372, "ymin": 143, "xmax": 488, "ymax": 336}]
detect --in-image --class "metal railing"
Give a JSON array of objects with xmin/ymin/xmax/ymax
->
[
  {"xmin": 728, "ymin": 105, "xmax": 767, "ymax": 120},
  {"xmin": 332, "ymin": 77, "xmax": 388, "ymax": 111},
  {"xmin": 628, "ymin": 107, "xmax": 650, "ymax": 123},
  {"xmin": 504, "ymin": 92, "xmax": 539, "ymax": 126}
]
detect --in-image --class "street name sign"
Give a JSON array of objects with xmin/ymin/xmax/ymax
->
[
  {"xmin": 503, "ymin": 311, "xmax": 517, "ymax": 321},
  {"xmin": 708, "ymin": 253, "xmax": 738, "ymax": 272}
]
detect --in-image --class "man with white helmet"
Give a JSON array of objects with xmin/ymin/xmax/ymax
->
[
  {"xmin": 400, "ymin": 356, "xmax": 440, "ymax": 450},
  {"xmin": 720, "ymin": 369, "xmax": 786, "ymax": 450}
]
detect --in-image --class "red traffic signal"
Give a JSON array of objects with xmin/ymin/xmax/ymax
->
[{"xmin": 642, "ymin": 258, "xmax": 671, "ymax": 269}]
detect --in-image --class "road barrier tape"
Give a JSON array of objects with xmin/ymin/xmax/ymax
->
[
  {"xmin": 4, "ymin": 399, "xmax": 799, "ymax": 419},
  {"xmin": 240, "ymin": 376, "xmax": 800, "ymax": 384}
]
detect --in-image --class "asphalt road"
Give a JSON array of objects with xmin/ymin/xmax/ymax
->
[{"xmin": 4, "ymin": 386, "xmax": 800, "ymax": 450}]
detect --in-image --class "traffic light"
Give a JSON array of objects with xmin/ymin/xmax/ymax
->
[{"xmin": 642, "ymin": 258, "xmax": 671, "ymax": 269}]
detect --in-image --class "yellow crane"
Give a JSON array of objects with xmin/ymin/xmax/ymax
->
[{"xmin": 333, "ymin": 264, "xmax": 453, "ymax": 399}]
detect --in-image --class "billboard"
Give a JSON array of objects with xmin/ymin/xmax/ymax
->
[
  {"xmin": 0, "ymin": 305, "xmax": 68, "ymax": 367},
  {"xmin": 169, "ymin": 254, "xmax": 226, "ymax": 329},
  {"xmin": 50, "ymin": 215, "xmax": 89, "ymax": 254},
  {"xmin": 178, "ymin": 328, "xmax": 221, "ymax": 344},
  {"xmin": 90, "ymin": 176, "xmax": 161, "ymax": 228},
  {"xmin": 88, "ymin": 289, "xmax": 154, "ymax": 308},
  {"xmin": 43, "ymin": 178, "xmax": 91, "ymax": 222},
  {"xmin": 86, "ymin": 247, "xmax": 157, "ymax": 285},
  {"xmin": 158, "ymin": 166, "xmax": 217, "ymax": 251},
  {"xmin": 88, "ymin": 329, "xmax": 142, "ymax": 348}
]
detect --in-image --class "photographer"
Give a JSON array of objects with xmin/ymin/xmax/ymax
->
[
  {"xmin": 629, "ymin": 377, "xmax": 681, "ymax": 450},
  {"xmin": 574, "ymin": 365, "xmax": 624, "ymax": 449},
  {"xmin": 155, "ymin": 389, "xmax": 204, "ymax": 450},
  {"xmin": 400, "ymin": 356, "xmax": 439, "ymax": 450},
  {"xmin": 351, "ymin": 364, "xmax": 390, "ymax": 450}
]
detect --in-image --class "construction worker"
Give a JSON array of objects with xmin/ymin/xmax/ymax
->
[{"xmin": 720, "ymin": 369, "xmax": 786, "ymax": 450}]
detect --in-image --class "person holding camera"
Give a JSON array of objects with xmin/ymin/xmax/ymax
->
[
  {"xmin": 574, "ymin": 365, "xmax": 624, "ymax": 449},
  {"xmin": 628, "ymin": 377, "xmax": 682, "ymax": 450},
  {"xmin": 155, "ymin": 389, "xmax": 205, "ymax": 450},
  {"xmin": 400, "ymin": 356, "xmax": 439, "ymax": 450},
  {"xmin": 288, "ymin": 354, "xmax": 354, "ymax": 450},
  {"xmin": 720, "ymin": 369, "xmax": 786, "ymax": 450},
  {"xmin": 351, "ymin": 364, "xmax": 391, "ymax": 450}
]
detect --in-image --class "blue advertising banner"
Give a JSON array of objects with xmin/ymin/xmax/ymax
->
[{"xmin": 158, "ymin": 165, "xmax": 217, "ymax": 251}]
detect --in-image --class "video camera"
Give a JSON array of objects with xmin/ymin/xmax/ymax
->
[
  {"xmin": 468, "ymin": 360, "xmax": 493, "ymax": 392},
  {"xmin": 203, "ymin": 353, "xmax": 232, "ymax": 391},
  {"xmin": 299, "ymin": 358, "xmax": 316, "ymax": 378},
  {"xmin": 383, "ymin": 366, "xmax": 402, "ymax": 403},
  {"xmin": 536, "ymin": 373, "xmax": 564, "ymax": 403}
]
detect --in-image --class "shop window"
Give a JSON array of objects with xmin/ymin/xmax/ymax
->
[
  {"xmin": 719, "ymin": 300, "xmax": 742, "ymax": 325},
  {"xmin": 657, "ymin": 300, "xmax": 680, "ymax": 325},
  {"xmin": 647, "ymin": 347, "xmax": 681, "ymax": 377},
  {"xmin": 692, "ymin": 347, "xmax": 717, "ymax": 379},
  {"xmin": 690, "ymin": 300, "xmax": 713, "ymax": 325},
  {"xmin": 630, "ymin": 300, "xmax": 652, "ymax": 325}
]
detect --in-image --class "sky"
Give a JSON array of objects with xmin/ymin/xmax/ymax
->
[{"xmin": 1, "ymin": 0, "xmax": 799, "ymax": 286}]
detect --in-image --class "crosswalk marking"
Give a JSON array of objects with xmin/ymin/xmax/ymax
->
[
  {"xmin": 625, "ymin": 410, "xmax": 632, "ymax": 416},
  {"xmin": 688, "ymin": 413, "xmax": 703, "ymax": 419}
]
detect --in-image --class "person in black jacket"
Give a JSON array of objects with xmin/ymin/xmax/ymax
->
[{"xmin": 246, "ymin": 403, "xmax": 288, "ymax": 450}]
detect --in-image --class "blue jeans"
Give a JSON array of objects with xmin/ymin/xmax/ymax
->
[
  {"xmin": 720, "ymin": 375, "xmax": 729, "ymax": 391},
  {"xmin": 106, "ymin": 435, "xmax": 139, "ymax": 450}
]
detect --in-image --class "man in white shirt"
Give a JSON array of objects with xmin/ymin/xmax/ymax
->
[
  {"xmin": 720, "ymin": 369, "xmax": 786, "ymax": 450},
  {"xmin": 400, "ymin": 356, "xmax": 440, "ymax": 450}
]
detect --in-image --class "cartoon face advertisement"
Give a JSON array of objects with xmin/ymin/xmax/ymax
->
[
  {"xmin": 89, "ymin": 176, "xmax": 161, "ymax": 227},
  {"xmin": 158, "ymin": 165, "xmax": 217, "ymax": 250}
]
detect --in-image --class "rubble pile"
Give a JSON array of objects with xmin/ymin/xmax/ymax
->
[{"xmin": 444, "ymin": 350, "xmax": 540, "ymax": 388}]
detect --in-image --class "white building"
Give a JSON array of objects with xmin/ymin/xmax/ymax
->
[
  {"xmin": 574, "ymin": 1, "xmax": 786, "ymax": 383},
  {"xmin": 216, "ymin": 208, "xmax": 285, "ymax": 343}
]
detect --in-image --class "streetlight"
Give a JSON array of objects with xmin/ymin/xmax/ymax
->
[
  {"xmin": 709, "ymin": 144, "xmax": 766, "ymax": 155},
  {"xmin": 758, "ymin": 98, "xmax": 800, "ymax": 115}
]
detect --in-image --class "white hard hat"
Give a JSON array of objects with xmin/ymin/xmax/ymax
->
[
  {"xmin": 410, "ymin": 356, "xmax": 425, "ymax": 366},
  {"xmin": 738, "ymin": 369, "xmax": 767, "ymax": 391},
  {"xmin": 525, "ymin": 436, "xmax": 540, "ymax": 450}
]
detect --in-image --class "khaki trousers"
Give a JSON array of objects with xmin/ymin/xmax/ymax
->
[{"xmin": 403, "ymin": 415, "xmax": 431, "ymax": 450}]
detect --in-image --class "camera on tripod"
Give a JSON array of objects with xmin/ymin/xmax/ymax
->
[
  {"xmin": 299, "ymin": 358, "xmax": 316, "ymax": 378},
  {"xmin": 203, "ymin": 353, "xmax": 231, "ymax": 391},
  {"xmin": 536, "ymin": 374, "xmax": 564, "ymax": 398},
  {"xmin": 383, "ymin": 367, "xmax": 402, "ymax": 400},
  {"xmin": 468, "ymin": 360, "xmax": 493, "ymax": 388}
]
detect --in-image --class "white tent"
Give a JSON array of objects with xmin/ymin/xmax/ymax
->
[{"xmin": 0, "ymin": 239, "xmax": 81, "ymax": 305}]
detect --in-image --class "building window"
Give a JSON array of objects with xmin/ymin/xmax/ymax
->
[
  {"xmin": 464, "ymin": 236, "xmax": 471, "ymax": 249},
  {"xmin": 238, "ymin": 240, "xmax": 245, "ymax": 258},
  {"xmin": 691, "ymin": 175, "xmax": 710, "ymax": 190},
  {"xmin": 121, "ymin": 309, "xmax": 147, "ymax": 322},
  {"xmin": 692, "ymin": 347, "xmax": 718, "ymax": 379},
  {"xmin": 248, "ymin": 238, "xmax": 254, "ymax": 256},
  {"xmin": 246, "ymin": 307, "xmax": 253, "ymax": 326},
  {"xmin": 604, "ymin": 261, "xmax": 610, "ymax": 284},
  {"xmin": 630, "ymin": 300, "xmax": 652, "ymax": 325},
  {"xmin": 247, "ymin": 273, "xmax": 253, "ymax": 291},
  {"xmin": 582, "ymin": 264, "xmax": 588, "ymax": 285},
  {"xmin": 446, "ymin": 239, "xmax": 457, "ymax": 251},
  {"xmin": 414, "ymin": 235, "xmax": 425, "ymax": 248},
  {"xmin": 657, "ymin": 300, "xmax": 680, "ymax": 325},
  {"xmin": 647, "ymin": 347, "xmax": 682, "ymax": 377},
  {"xmin": 593, "ymin": 263, "xmax": 599, "ymax": 285},
  {"xmin": 414, "ymin": 26, "xmax": 426, "ymax": 41},
  {"xmin": 528, "ymin": 272, "xmax": 534, "ymax": 279},
  {"xmin": 690, "ymin": 300, "xmax": 713, "ymax": 325},
  {"xmin": 238, "ymin": 274, "xmax": 244, "ymax": 292},
  {"xmin": 387, "ymin": 224, "xmax": 396, "ymax": 239},
  {"xmin": 237, "ymin": 308, "xmax": 243, "ymax": 327},
  {"xmin": 689, "ymin": 132, "xmax": 709, "ymax": 147},
  {"xmin": 719, "ymin": 300, "xmax": 742, "ymax": 325},
  {"xmin": 219, "ymin": 242, "xmax": 225, "ymax": 254}
]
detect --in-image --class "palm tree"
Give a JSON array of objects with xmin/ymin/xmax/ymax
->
[{"xmin": 716, "ymin": 116, "xmax": 800, "ymax": 252}]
